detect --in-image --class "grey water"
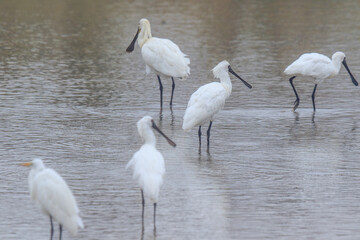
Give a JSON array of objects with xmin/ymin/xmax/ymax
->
[{"xmin": 1, "ymin": 0, "xmax": 360, "ymax": 239}]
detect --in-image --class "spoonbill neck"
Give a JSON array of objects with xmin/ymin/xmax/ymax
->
[
  {"xmin": 140, "ymin": 127, "xmax": 157, "ymax": 146},
  {"xmin": 332, "ymin": 58, "xmax": 343, "ymax": 76},
  {"xmin": 138, "ymin": 24, "xmax": 152, "ymax": 48},
  {"xmin": 218, "ymin": 73, "xmax": 232, "ymax": 96}
]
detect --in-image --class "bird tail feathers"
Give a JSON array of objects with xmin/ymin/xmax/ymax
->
[
  {"xmin": 64, "ymin": 215, "xmax": 84, "ymax": 236},
  {"xmin": 77, "ymin": 216, "xmax": 84, "ymax": 229},
  {"xmin": 182, "ymin": 108, "xmax": 201, "ymax": 131}
]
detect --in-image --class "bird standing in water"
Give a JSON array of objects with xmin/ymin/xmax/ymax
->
[
  {"xmin": 182, "ymin": 60, "xmax": 252, "ymax": 150},
  {"xmin": 126, "ymin": 116, "xmax": 176, "ymax": 227},
  {"xmin": 284, "ymin": 51, "xmax": 358, "ymax": 112},
  {"xmin": 21, "ymin": 158, "xmax": 84, "ymax": 240},
  {"xmin": 126, "ymin": 18, "xmax": 190, "ymax": 109}
]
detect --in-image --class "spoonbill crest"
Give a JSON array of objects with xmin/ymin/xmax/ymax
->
[
  {"xmin": 126, "ymin": 116, "xmax": 176, "ymax": 227},
  {"xmin": 126, "ymin": 18, "xmax": 190, "ymax": 108},
  {"xmin": 284, "ymin": 51, "xmax": 358, "ymax": 112},
  {"xmin": 182, "ymin": 60, "xmax": 252, "ymax": 149},
  {"xmin": 21, "ymin": 158, "xmax": 84, "ymax": 240}
]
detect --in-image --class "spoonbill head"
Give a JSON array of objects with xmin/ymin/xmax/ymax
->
[
  {"xmin": 126, "ymin": 116, "xmax": 176, "ymax": 227},
  {"xmin": 21, "ymin": 158, "xmax": 84, "ymax": 240},
  {"xmin": 126, "ymin": 18, "xmax": 151, "ymax": 52},
  {"xmin": 137, "ymin": 115, "xmax": 176, "ymax": 147},
  {"xmin": 183, "ymin": 60, "xmax": 252, "ymax": 150},
  {"xmin": 284, "ymin": 51, "xmax": 358, "ymax": 112},
  {"xmin": 126, "ymin": 18, "xmax": 190, "ymax": 108}
]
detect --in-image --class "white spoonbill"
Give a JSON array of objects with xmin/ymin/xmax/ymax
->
[
  {"xmin": 126, "ymin": 116, "xmax": 176, "ymax": 226},
  {"xmin": 21, "ymin": 158, "xmax": 84, "ymax": 240},
  {"xmin": 182, "ymin": 60, "xmax": 252, "ymax": 149},
  {"xmin": 284, "ymin": 51, "xmax": 358, "ymax": 112},
  {"xmin": 126, "ymin": 18, "xmax": 190, "ymax": 108}
]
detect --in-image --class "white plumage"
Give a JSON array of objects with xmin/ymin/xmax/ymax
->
[
  {"xmin": 183, "ymin": 82, "xmax": 227, "ymax": 131},
  {"xmin": 126, "ymin": 116, "xmax": 176, "ymax": 225},
  {"xmin": 22, "ymin": 158, "xmax": 83, "ymax": 239},
  {"xmin": 127, "ymin": 18, "xmax": 190, "ymax": 107},
  {"xmin": 284, "ymin": 51, "xmax": 358, "ymax": 112},
  {"xmin": 142, "ymin": 37, "xmax": 190, "ymax": 78},
  {"xmin": 285, "ymin": 52, "xmax": 343, "ymax": 80},
  {"xmin": 127, "ymin": 144, "xmax": 165, "ymax": 204},
  {"xmin": 183, "ymin": 60, "xmax": 252, "ymax": 149}
]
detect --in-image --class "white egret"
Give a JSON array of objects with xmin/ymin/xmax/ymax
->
[
  {"xmin": 182, "ymin": 60, "xmax": 252, "ymax": 149},
  {"xmin": 284, "ymin": 51, "xmax": 358, "ymax": 112},
  {"xmin": 21, "ymin": 158, "xmax": 84, "ymax": 240},
  {"xmin": 126, "ymin": 116, "xmax": 176, "ymax": 227},
  {"xmin": 126, "ymin": 18, "xmax": 190, "ymax": 108}
]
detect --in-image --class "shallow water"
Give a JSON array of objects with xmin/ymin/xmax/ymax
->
[{"xmin": 1, "ymin": 0, "xmax": 360, "ymax": 239}]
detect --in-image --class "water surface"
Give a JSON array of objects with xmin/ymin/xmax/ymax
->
[{"xmin": 1, "ymin": 0, "xmax": 360, "ymax": 239}]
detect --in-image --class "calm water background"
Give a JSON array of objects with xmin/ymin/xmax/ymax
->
[{"xmin": 1, "ymin": 0, "xmax": 360, "ymax": 239}]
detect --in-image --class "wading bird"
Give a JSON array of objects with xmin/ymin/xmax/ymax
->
[
  {"xmin": 182, "ymin": 60, "xmax": 252, "ymax": 149},
  {"xmin": 126, "ymin": 18, "xmax": 190, "ymax": 108},
  {"xmin": 21, "ymin": 158, "xmax": 83, "ymax": 240},
  {"xmin": 126, "ymin": 116, "xmax": 176, "ymax": 227},
  {"xmin": 284, "ymin": 51, "xmax": 358, "ymax": 112}
]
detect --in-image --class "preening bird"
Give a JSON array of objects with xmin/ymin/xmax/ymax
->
[
  {"xmin": 182, "ymin": 60, "xmax": 252, "ymax": 149},
  {"xmin": 126, "ymin": 18, "xmax": 190, "ymax": 108},
  {"xmin": 126, "ymin": 116, "xmax": 176, "ymax": 227},
  {"xmin": 21, "ymin": 158, "xmax": 84, "ymax": 240},
  {"xmin": 284, "ymin": 51, "xmax": 358, "ymax": 112}
]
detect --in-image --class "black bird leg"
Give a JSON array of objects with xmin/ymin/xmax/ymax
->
[
  {"xmin": 289, "ymin": 76, "xmax": 300, "ymax": 111},
  {"xmin": 153, "ymin": 203, "xmax": 157, "ymax": 228},
  {"xmin": 157, "ymin": 75, "xmax": 163, "ymax": 108},
  {"xmin": 198, "ymin": 126, "xmax": 202, "ymax": 147},
  {"xmin": 50, "ymin": 216, "xmax": 54, "ymax": 240},
  {"xmin": 170, "ymin": 77, "xmax": 175, "ymax": 106},
  {"xmin": 141, "ymin": 189, "xmax": 145, "ymax": 221},
  {"xmin": 207, "ymin": 121, "xmax": 213, "ymax": 149},
  {"xmin": 312, "ymin": 84, "xmax": 318, "ymax": 112},
  {"xmin": 59, "ymin": 224, "xmax": 62, "ymax": 240}
]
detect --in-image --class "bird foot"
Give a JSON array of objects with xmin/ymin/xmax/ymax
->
[{"xmin": 292, "ymin": 99, "xmax": 299, "ymax": 112}]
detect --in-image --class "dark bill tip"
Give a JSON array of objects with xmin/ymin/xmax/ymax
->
[
  {"xmin": 151, "ymin": 120, "xmax": 176, "ymax": 147},
  {"xmin": 126, "ymin": 28, "xmax": 140, "ymax": 53},
  {"xmin": 342, "ymin": 58, "xmax": 358, "ymax": 86},
  {"xmin": 228, "ymin": 66, "xmax": 252, "ymax": 89}
]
